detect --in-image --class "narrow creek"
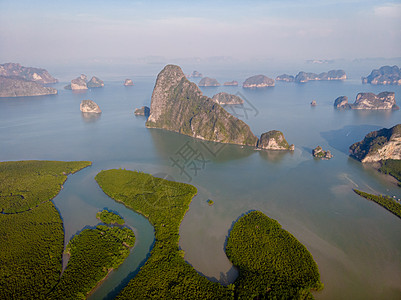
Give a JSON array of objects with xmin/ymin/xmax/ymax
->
[{"xmin": 52, "ymin": 164, "xmax": 155, "ymax": 300}]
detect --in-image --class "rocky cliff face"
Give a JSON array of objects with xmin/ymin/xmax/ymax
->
[
  {"xmin": 295, "ymin": 70, "xmax": 346, "ymax": 83},
  {"xmin": 65, "ymin": 76, "xmax": 88, "ymax": 90},
  {"xmin": 198, "ymin": 77, "xmax": 220, "ymax": 87},
  {"xmin": 146, "ymin": 65, "xmax": 258, "ymax": 146},
  {"xmin": 0, "ymin": 63, "xmax": 58, "ymax": 84},
  {"xmin": 0, "ymin": 76, "xmax": 57, "ymax": 97},
  {"xmin": 362, "ymin": 65, "xmax": 401, "ymax": 85},
  {"xmin": 352, "ymin": 92, "xmax": 398, "ymax": 110},
  {"xmin": 80, "ymin": 100, "xmax": 101, "ymax": 113},
  {"xmin": 349, "ymin": 124, "xmax": 401, "ymax": 163},
  {"xmin": 124, "ymin": 79, "xmax": 134, "ymax": 86},
  {"xmin": 334, "ymin": 96, "xmax": 351, "ymax": 109},
  {"xmin": 243, "ymin": 75, "xmax": 275, "ymax": 88},
  {"xmin": 212, "ymin": 92, "xmax": 244, "ymax": 105},
  {"xmin": 257, "ymin": 130, "xmax": 294, "ymax": 150},
  {"xmin": 276, "ymin": 74, "xmax": 295, "ymax": 82},
  {"xmin": 87, "ymin": 76, "xmax": 104, "ymax": 88}
]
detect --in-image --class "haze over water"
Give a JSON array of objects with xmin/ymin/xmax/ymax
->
[
  {"xmin": 1, "ymin": 66, "xmax": 401, "ymax": 299},
  {"xmin": 1, "ymin": 0, "xmax": 401, "ymax": 299}
]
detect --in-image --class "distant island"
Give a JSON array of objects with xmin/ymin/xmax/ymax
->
[
  {"xmin": 0, "ymin": 76, "xmax": 57, "ymax": 97},
  {"xmin": 349, "ymin": 124, "xmax": 401, "ymax": 163},
  {"xmin": 276, "ymin": 70, "xmax": 346, "ymax": 83},
  {"xmin": 223, "ymin": 80, "xmax": 238, "ymax": 86},
  {"xmin": 212, "ymin": 92, "xmax": 243, "ymax": 105},
  {"xmin": 362, "ymin": 65, "xmax": 401, "ymax": 85},
  {"xmin": 334, "ymin": 92, "xmax": 398, "ymax": 110},
  {"xmin": 80, "ymin": 100, "xmax": 102, "ymax": 113},
  {"xmin": 189, "ymin": 70, "xmax": 203, "ymax": 78},
  {"xmin": 275, "ymin": 74, "xmax": 295, "ymax": 82},
  {"xmin": 198, "ymin": 77, "xmax": 220, "ymax": 87},
  {"xmin": 0, "ymin": 63, "xmax": 58, "ymax": 97},
  {"xmin": 243, "ymin": 75, "xmax": 275, "ymax": 88},
  {"xmin": 65, "ymin": 75, "xmax": 104, "ymax": 90},
  {"xmin": 0, "ymin": 62, "xmax": 58, "ymax": 84},
  {"xmin": 124, "ymin": 79, "xmax": 134, "ymax": 86},
  {"xmin": 312, "ymin": 146, "xmax": 333, "ymax": 159},
  {"xmin": 257, "ymin": 130, "xmax": 294, "ymax": 151},
  {"xmin": 87, "ymin": 76, "xmax": 104, "ymax": 88}
]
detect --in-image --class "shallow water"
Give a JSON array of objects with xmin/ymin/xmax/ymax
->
[{"xmin": 0, "ymin": 74, "xmax": 400, "ymax": 299}]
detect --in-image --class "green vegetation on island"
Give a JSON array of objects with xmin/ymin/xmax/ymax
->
[
  {"xmin": 146, "ymin": 64, "xmax": 259, "ymax": 147},
  {"xmin": 353, "ymin": 189, "xmax": 401, "ymax": 219},
  {"xmin": 95, "ymin": 169, "xmax": 231, "ymax": 299},
  {"xmin": 48, "ymin": 225, "xmax": 135, "ymax": 299},
  {"xmin": 349, "ymin": 124, "xmax": 401, "ymax": 163},
  {"xmin": 379, "ymin": 159, "xmax": 401, "ymax": 186},
  {"xmin": 0, "ymin": 160, "xmax": 91, "ymax": 300},
  {"xmin": 226, "ymin": 211, "xmax": 323, "ymax": 299},
  {"xmin": 97, "ymin": 209, "xmax": 125, "ymax": 225}
]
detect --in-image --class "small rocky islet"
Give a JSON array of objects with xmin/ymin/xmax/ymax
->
[
  {"xmin": 257, "ymin": 130, "xmax": 294, "ymax": 151},
  {"xmin": 312, "ymin": 146, "xmax": 333, "ymax": 159},
  {"xmin": 124, "ymin": 79, "xmax": 134, "ymax": 86},
  {"xmin": 65, "ymin": 75, "xmax": 104, "ymax": 90},
  {"xmin": 80, "ymin": 100, "xmax": 102, "ymax": 113}
]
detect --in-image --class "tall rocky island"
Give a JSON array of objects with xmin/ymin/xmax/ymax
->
[
  {"xmin": 146, "ymin": 65, "xmax": 258, "ymax": 146},
  {"xmin": 350, "ymin": 124, "xmax": 401, "ymax": 163}
]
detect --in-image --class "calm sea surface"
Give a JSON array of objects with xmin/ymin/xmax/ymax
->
[{"xmin": 0, "ymin": 73, "xmax": 400, "ymax": 299}]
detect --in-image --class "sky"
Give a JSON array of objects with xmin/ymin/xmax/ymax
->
[{"xmin": 0, "ymin": 0, "xmax": 400, "ymax": 69}]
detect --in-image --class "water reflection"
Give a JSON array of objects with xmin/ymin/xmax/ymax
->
[
  {"xmin": 148, "ymin": 128, "xmax": 255, "ymax": 163},
  {"xmin": 258, "ymin": 149, "xmax": 293, "ymax": 163},
  {"xmin": 81, "ymin": 112, "xmax": 101, "ymax": 123}
]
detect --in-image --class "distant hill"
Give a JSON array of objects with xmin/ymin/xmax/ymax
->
[
  {"xmin": 276, "ymin": 70, "xmax": 346, "ymax": 83},
  {"xmin": 362, "ymin": 65, "xmax": 401, "ymax": 85},
  {"xmin": 0, "ymin": 63, "xmax": 57, "ymax": 84}
]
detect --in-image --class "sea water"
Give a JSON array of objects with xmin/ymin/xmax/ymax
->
[{"xmin": 0, "ymin": 71, "xmax": 400, "ymax": 300}]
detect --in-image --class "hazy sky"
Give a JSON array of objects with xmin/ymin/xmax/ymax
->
[{"xmin": 0, "ymin": 0, "xmax": 400, "ymax": 66}]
